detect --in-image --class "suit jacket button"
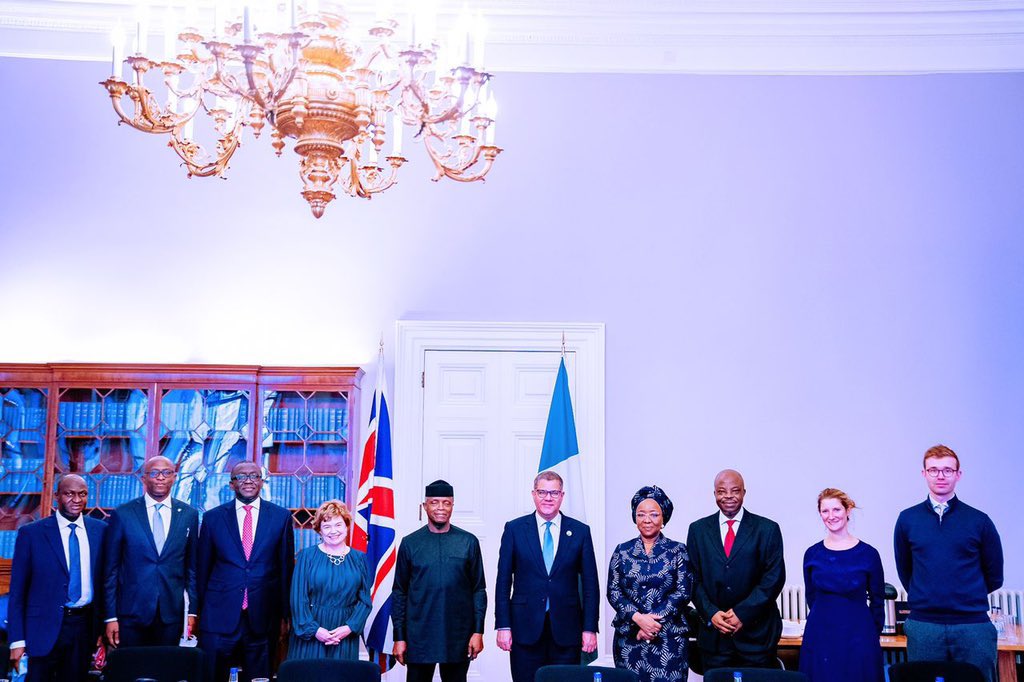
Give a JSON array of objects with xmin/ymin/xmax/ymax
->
[{"xmin": 726, "ymin": 586, "xmax": 732, "ymax": 591}]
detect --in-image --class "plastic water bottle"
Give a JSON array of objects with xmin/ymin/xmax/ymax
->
[
  {"xmin": 734, "ymin": 673, "xmax": 743, "ymax": 682},
  {"xmin": 228, "ymin": 668, "xmax": 239, "ymax": 682},
  {"xmin": 594, "ymin": 673, "xmax": 602, "ymax": 682}
]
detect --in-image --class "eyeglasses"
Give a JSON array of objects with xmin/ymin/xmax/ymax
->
[
  {"xmin": 636, "ymin": 512, "xmax": 662, "ymax": 521},
  {"xmin": 533, "ymin": 489, "xmax": 563, "ymax": 499},
  {"xmin": 925, "ymin": 467, "xmax": 958, "ymax": 478},
  {"xmin": 145, "ymin": 469, "xmax": 175, "ymax": 479},
  {"xmin": 426, "ymin": 499, "xmax": 453, "ymax": 508},
  {"xmin": 231, "ymin": 473, "xmax": 264, "ymax": 483}
]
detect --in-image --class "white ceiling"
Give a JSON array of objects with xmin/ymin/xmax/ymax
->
[{"xmin": 2, "ymin": 0, "xmax": 1024, "ymax": 74}]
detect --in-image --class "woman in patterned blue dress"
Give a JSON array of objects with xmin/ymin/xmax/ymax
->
[{"xmin": 608, "ymin": 486, "xmax": 694, "ymax": 682}]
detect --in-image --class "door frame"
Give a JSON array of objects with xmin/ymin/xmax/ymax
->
[{"xmin": 394, "ymin": 320, "xmax": 608, "ymax": 654}]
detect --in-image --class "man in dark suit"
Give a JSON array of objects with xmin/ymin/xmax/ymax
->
[
  {"xmin": 197, "ymin": 460, "xmax": 294, "ymax": 682},
  {"xmin": 495, "ymin": 470, "xmax": 599, "ymax": 682},
  {"xmin": 8, "ymin": 474, "xmax": 107, "ymax": 682},
  {"xmin": 103, "ymin": 455, "xmax": 199, "ymax": 647},
  {"xmin": 686, "ymin": 469, "xmax": 785, "ymax": 670}
]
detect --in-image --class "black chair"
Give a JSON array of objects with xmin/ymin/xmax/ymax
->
[
  {"xmin": 888, "ymin": 661, "xmax": 986, "ymax": 682},
  {"xmin": 276, "ymin": 659, "xmax": 381, "ymax": 682},
  {"xmin": 535, "ymin": 664, "xmax": 639, "ymax": 682},
  {"xmin": 703, "ymin": 667, "xmax": 808, "ymax": 682},
  {"xmin": 100, "ymin": 645, "xmax": 207, "ymax": 682}
]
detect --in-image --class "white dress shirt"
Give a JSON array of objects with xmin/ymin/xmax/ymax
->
[
  {"xmin": 718, "ymin": 507, "xmax": 745, "ymax": 545},
  {"xmin": 929, "ymin": 495, "xmax": 950, "ymax": 518},
  {"xmin": 56, "ymin": 512, "xmax": 93, "ymax": 607},
  {"xmin": 535, "ymin": 511, "xmax": 562, "ymax": 557},
  {"xmin": 235, "ymin": 497, "xmax": 261, "ymax": 542},
  {"xmin": 145, "ymin": 493, "xmax": 173, "ymax": 538}
]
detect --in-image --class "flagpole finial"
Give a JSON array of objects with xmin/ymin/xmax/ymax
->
[
  {"xmin": 379, "ymin": 333, "xmax": 385, "ymax": 356},
  {"xmin": 561, "ymin": 331, "xmax": 566, "ymax": 357}
]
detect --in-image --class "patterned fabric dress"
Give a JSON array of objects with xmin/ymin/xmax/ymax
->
[{"xmin": 607, "ymin": 534, "xmax": 693, "ymax": 682}]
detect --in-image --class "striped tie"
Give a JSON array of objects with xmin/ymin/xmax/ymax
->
[{"xmin": 242, "ymin": 505, "xmax": 253, "ymax": 609}]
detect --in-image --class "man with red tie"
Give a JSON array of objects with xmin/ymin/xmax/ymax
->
[
  {"xmin": 197, "ymin": 461, "xmax": 294, "ymax": 682},
  {"xmin": 686, "ymin": 469, "xmax": 786, "ymax": 670}
]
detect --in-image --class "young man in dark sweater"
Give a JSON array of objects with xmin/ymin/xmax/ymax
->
[{"xmin": 894, "ymin": 444, "xmax": 1004, "ymax": 682}]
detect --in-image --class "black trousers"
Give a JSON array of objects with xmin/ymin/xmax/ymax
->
[
  {"xmin": 509, "ymin": 615, "xmax": 581, "ymax": 682},
  {"xmin": 26, "ymin": 607, "xmax": 93, "ymax": 682},
  {"xmin": 407, "ymin": 660, "xmax": 471, "ymax": 682},
  {"xmin": 200, "ymin": 610, "xmax": 271, "ymax": 682},
  {"xmin": 701, "ymin": 643, "xmax": 780, "ymax": 671},
  {"xmin": 118, "ymin": 601, "xmax": 183, "ymax": 647},
  {"xmin": 118, "ymin": 619, "xmax": 182, "ymax": 647}
]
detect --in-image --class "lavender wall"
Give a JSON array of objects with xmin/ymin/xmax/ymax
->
[{"xmin": 2, "ymin": 57, "xmax": 1022, "ymax": 589}]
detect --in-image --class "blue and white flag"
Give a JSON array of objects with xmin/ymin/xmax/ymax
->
[{"xmin": 538, "ymin": 357, "xmax": 586, "ymax": 521}]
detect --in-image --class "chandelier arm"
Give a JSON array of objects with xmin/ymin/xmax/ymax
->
[
  {"xmin": 168, "ymin": 128, "xmax": 243, "ymax": 177},
  {"xmin": 421, "ymin": 128, "xmax": 501, "ymax": 183}
]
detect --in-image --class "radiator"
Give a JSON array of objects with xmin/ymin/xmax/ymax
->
[{"xmin": 776, "ymin": 586, "xmax": 1023, "ymax": 625}]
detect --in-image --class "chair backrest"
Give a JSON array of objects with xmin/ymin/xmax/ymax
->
[
  {"xmin": 101, "ymin": 645, "xmax": 207, "ymax": 682},
  {"xmin": 888, "ymin": 661, "xmax": 987, "ymax": 682},
  {"xmin": 276, "ymin": 658, "xmax": 382, "ymax": 682},
  {"xmin": 703, "ymin": 667, "xmax": 808, "ymax": 682},
  {"xmin": 535, "ymin": 664, "xmax": 639, "ymax": 682}
]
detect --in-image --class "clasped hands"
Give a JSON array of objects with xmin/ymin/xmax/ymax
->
[
  {"xmin": 315, "ymin": 625, "xmax": 353, "ymax": 645},
  {"xmin": 711, "ymin": 609, "xmax": 744, "ymax": 635},
  {"xmin": 631, "ymin": 612, "xmax": 663, "ymax": 641}
]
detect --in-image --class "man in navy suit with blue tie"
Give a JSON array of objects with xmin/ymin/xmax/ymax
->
[
  {"xmin": 495, "ymin": 471, "xmax": 599, "ymax": 682},
  {"xmin": 102, "ymin": 455, "xmax": 200, "ymax": 648},
  {"xmin": 8, "ymin": 474, "xmax": 107, "ymax": 682},
  {"xmin": 197, "ymin": 461, "xmax": 294, "ymax": 682}
]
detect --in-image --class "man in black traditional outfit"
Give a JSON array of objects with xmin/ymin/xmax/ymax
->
[{"xmin": 392, "ymin": 479, "xmax": 487, "ymax": 682}]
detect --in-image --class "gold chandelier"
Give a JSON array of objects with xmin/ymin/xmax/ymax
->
[{"xmin": 100, "ymin": 1, "xmax": 502, "ymax": 218}]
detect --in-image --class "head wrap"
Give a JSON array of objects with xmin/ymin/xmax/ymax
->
[
  {"xmin": 631, "ymin": 485, "xmax": 673, "ymax": 525},
  {"xmin": 425, "ymin": 479, "xmax": 454, "ymax": 498}
]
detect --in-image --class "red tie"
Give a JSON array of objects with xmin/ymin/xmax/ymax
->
[
  {"xmin": 724, "ymin": 519, "xmax": 736, "ymax": 557},
  {"xmin": 242, "ymin": 504, "xmax": 254, "ymax": 609}
]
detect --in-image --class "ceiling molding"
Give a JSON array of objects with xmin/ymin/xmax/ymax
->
[{"xmin": 2, "ymin": 0, "xmax": 1024, "ymax": 74}]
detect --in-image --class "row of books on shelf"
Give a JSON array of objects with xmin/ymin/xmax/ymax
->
[
  {"xmin": 0, "ymin": 530, "xmax": 17, "ymax": 558},
  {"xmin": 266, "ymin": 407, "xmax": 348, "ymax": 438},
  {"xmin": 58, "ymin": 402, "xmax": 146, "ymax": 433},
  {"xmin": 265, "ymin": 475, "xmax": 345, "ymax": 508},
  {"xmin": 0, "ymin": 472, "xmax": 45, "ymax": 494},
  {"xmin": 0, "ymin": 457, "xmax": 44, "ymax": 472},
  {"xmin": 86, "ymin": 474, "xmax": 144, "ymax": 507},
  {"xmin": 1, "ymin": 406, "xmax": 47, "ymax": 431},
  {"xmin": 160, "ymin": 401, "xmax": 249, "ymax": 433}
]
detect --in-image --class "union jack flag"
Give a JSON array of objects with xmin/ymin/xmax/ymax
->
[{"xmin": 353, "ymin": 360, "xmax": 397, "ymax": 671}]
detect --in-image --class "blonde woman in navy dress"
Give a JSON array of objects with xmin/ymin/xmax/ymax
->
[
  {"xmin": 607, "ymin": 486, "xmax": 693, "ymax": 682},
  {"xmin": 799, "ymin": 488, "xmax": 885, "ymax": 682}
]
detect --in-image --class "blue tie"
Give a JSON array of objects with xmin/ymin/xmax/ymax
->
[
  {"xmin": 67, "ymin": 523, "xmax": 82, "ymax": 605},
  {"xmin": 543, "ymin": 521, "xmax": 554, "ymax": 573}
]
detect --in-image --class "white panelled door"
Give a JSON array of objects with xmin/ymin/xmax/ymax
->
[{"xmin": 420, "ymin": 349, "xmax": 578, "ymax": 682}]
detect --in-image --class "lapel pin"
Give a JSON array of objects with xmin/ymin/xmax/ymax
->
[{"xmin": 566, "ymin": 530, "xmax": 573, "ymax": 537}]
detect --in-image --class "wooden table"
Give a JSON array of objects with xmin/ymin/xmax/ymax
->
[{"xmin": 777, "ymin": 624, "xmax": 1023, "ymax": 682}]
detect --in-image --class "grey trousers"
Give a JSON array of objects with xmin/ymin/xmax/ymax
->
[{"xmin": 904, "ymin": 619, "xmax": 998, "ymax": 682}]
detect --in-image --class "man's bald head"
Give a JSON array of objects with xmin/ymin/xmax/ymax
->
[{"xmin": 714, "ymin": 469, "xmax": 746, "ymax": 519}]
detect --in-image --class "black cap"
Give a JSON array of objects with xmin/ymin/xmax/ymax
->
[{"xmin": 425, "ymin": 479, "xmax": 454, "ymax": 497}]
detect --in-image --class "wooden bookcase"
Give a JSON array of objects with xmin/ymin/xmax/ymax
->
[{"xmin": 0, "ymin": 364, "xmax": 362, "ymax": 558}]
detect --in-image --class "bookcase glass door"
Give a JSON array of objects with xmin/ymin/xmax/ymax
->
[
  {"xmin": 161, "ymin": 388, "xmax": 250, "ymax": 512},
  {"xmin": 0, "ymin": 387, "xmax": 48, "ymax": 557},
  {"xmin": 261, "ymin": 390, "xmax": 349, "ymax": 551},
  {"xmin": 56, "ymin": 388, "xmax": 148, "ymax": 518}
]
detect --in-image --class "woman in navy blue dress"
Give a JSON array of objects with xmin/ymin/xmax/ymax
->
[
  {"xmin": 608, "ymin": 486, "xmax": 693, "ymax": 682},
  {"xmin": 800, "ymin": 488, "xmax": 885, "ymax": 682}
]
